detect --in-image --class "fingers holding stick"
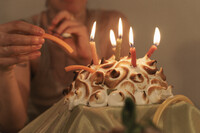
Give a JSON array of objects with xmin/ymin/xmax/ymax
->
[{"xmin": 0, "ymin": 21, "xmax": 44, "ymax": 35}]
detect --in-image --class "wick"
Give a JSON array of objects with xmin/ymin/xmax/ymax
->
[
  {"xmin": 130, "ymin": 43, "xmax": 134, "ymax": 48},
  {"xmin": 90, "ymin": 38, "xmax": 94, "ymax": 42},
  {"xmin": 154, "ymin": 43, "xmax": 158, "ymax": 47}
]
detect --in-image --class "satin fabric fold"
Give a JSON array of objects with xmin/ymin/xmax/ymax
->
[{"xmin": 20, "ymin": 98, "xmax": 200, "ymax": 133}]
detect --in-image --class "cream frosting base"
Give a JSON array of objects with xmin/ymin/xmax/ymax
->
[{"xmin": 65, "ymin": 55, "xmax": 173, "ymax": 110}]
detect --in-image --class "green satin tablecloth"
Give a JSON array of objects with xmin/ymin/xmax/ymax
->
[{"xmin": 20, "ymin": 98, "xmax": 200, "ymax": 133}]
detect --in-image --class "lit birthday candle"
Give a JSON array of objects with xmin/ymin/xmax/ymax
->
[
  {"xmin": 115, "ymin": 18, "xmax": 123, "ymax": 61},
  {"xmin": 110, "ymin": 29, "xmax": 117, "ymax": 54},
  {"xmin": 146, "ymin": 27, "xmax": 161, "ymax": 58},
  {"xmin": 129, "ymin": 27, "xmax": 136, "ymax": 67},
  {"xmin": 90, "ymin": 21, "xmax": 99, "ymax": 65}
]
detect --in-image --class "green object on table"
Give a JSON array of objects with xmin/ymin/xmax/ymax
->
[
  {"xmin": 20, "ymin": 98, "xmax": 200, "ymax": 133},
  {"xmin": 122, "ymin": 98, "xmax": 160, "ymax": 133},
  {"xmin": 122, "ymin": 98, "xmax": 142, "ymax": 133}
]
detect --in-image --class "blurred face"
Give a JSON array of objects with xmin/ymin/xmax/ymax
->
[{"xmin": 48, "ymin": 0, "xmax": 87, "ymax": 14}]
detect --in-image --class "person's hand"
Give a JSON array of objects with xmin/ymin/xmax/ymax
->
[
  {"xmin": 0, "ymin": 21, "xmax": 45, "ymax": 71},
  {"xmin": 48, "ymin": 11, "xmax": 92, "ymax": 63}
]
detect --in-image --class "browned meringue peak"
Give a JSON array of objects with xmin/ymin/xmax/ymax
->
[
  {"xmin": 74, "ymin": 79, "xmax": 90, "ymax": 99},
  {"xmin": 130, "ymin": 73, "xmax": 144, "ymax": 83},
  {"xmin": 120, "ymin": 81, "xmax": 135, "ymax": 94},
  {"xmin": 148, "ymin": 86, "xmax": 165, "ymax": 96},
  {"xmin": 142, "ymin": 65, "xmax": 158, "ymax": 75},
  {"xmin": 78, "ymin": 70, "xmax": 90, "ymax": 80},
  {"xmin": 147, "ymin": 85, "xmax": 172, "ymax": 104},
  {"xmin": 65, "ymin": 55, "xmax": 173, "ymax": 110},
  {"xmin": 108, "ymin": 90, "xmax": 126, "ymax": 106},
  {"xmin": 90, "ymin": 71, "xmax": 104, "ymax": 86},
  {"xmin": 63, "ymin": 83, "xmax": 73, "ymax": 95},
  {"xmin": 104, "ymin": 67, "xmax": 129, "ymax": 89},
  {"xmin": 92, "ymin": 86, "xmax": 104, "ymax": 93},
  {"xmin": 115, "ymin": 60, "xmax": 131, "ymax": 68},
  {"xmin": 65, "ymin": 91, "xmax": 75, "ymax": 99},
  {"xmin": 129, "ymin": 73, "xmax": 148, "ymax": 91},
  {"xmin": 100, "ymin": 62, "xmax": 116, "ymax": 69},
  {"xmin": 150, "ymin": 78, "xmax": 168, "ymax": 88},
  {"xmin": 156, "ymin": 67, "xmax": 166, "ymax": 81},
  {"xmin": 134, "ymin": 91, "xmax": 149, "ymax": 104},
  {"xmin": 137, "ymin": 55, "xmax": 158, "ymax": 75},
  {"xmin": 89, "ymin": 90, "xmax": 107, "ymax": 107},
  {"xmin": 146, "ymin": 60, "xmax": 157, "ymax": 66}
]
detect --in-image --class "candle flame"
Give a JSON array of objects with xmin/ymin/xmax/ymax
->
[
  {"xmin": 153, "ymin": 27, "xmax": 161, "ymax": 46},
  {"xmin": 118, "ymin": 18, "xmax": 123, "ymax": 38},
  {"xmin": 129, "ymin": 27, "xmax": 134, "ymax": 47},
  {"xmin": 110, "ymin": 30, "xmax": 116, "ymax": 47},
  {"xmin": 90, "ymin": 21, "xmax": 96, "ymax": 40}
]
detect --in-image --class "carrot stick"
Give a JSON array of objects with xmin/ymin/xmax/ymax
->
[
  {"xmin": 65, "ymin": 65, "xmax": 95, "ymax": 73},
  {"xmin": 43, "ymin": 33, "xmax": 73, "ymax": 53}
]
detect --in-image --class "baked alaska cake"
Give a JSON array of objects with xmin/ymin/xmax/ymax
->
[{"xmin": 64, "ymin": 55, "xmax": 173, "ymax": 110}]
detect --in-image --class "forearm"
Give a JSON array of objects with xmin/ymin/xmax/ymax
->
[
  {"xmin": 0, "ymin": 20, "xmax": 43, "ymax": 132},
  {"xmin": 0, "ymin": 70, "xmax": 27, "ymax": 132}
]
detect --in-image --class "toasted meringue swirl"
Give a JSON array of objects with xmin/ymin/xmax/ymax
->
[{"xmin": 65, "ymin": 55, "xmax": 173, "ymax": 110}]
